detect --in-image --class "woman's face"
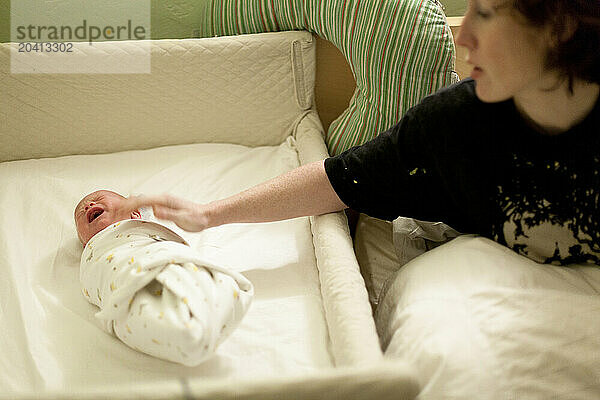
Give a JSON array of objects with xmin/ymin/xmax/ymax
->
[{"xmin": 456, "ymin": 0, "xmax": 554, "ymax": 103}]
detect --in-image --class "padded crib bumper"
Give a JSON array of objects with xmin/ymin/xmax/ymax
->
[{"xmin": 0, "ymin": 31, "xmax": 315, "ymax": 162}]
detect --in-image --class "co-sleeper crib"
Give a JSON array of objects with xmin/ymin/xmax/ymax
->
[{"xmin": 0, "ymin": 31, "xmax": 419, "ymax": 399}]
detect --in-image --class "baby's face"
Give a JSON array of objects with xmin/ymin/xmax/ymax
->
[{"xmin": 74, "ymin": 190, "xmax": 141, "ymax": 245}]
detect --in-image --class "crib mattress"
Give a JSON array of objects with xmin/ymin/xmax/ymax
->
[{"xmin": 0, "ymin": 136, "xmax": 334, "ymax": 393}]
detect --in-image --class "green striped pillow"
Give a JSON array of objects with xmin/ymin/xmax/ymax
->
[{"xmin": 197, "ymin": 0, "xmax": 456, "ymax": 155}]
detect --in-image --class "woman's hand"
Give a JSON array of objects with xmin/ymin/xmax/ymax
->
[{"xmin": 124, "ymin": 194, "xmax": 211, "ymax": 232}]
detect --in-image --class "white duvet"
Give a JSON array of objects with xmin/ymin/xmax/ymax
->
[{"xmin": 376, "ymin": 235, "xmax": 600, "ymax": 399}]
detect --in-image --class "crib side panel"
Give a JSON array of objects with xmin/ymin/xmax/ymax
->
[{"xmin": 0, "ymin": 31, "xmax": 315, "ymax": 162}]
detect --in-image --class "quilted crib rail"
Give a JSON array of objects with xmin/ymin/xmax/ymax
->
[
  {"xmin": 0, "ymin": 361, "xmax": 419, "ymax": 400},
  {"xmin": 0, "ymin": 31, "xmax": 316, "ymax": 162},
  {"xmin": 294, "ymin": 111, "xmax": 383, "ymax": 367}
]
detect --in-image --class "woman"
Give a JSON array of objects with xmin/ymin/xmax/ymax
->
[{"xmin": 126, "ymin": 0, "xmax": 599, "ymax": 265}]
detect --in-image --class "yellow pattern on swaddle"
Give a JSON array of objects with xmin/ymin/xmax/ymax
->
[{"xmin": 80, "ymin": 219, "xmax": 253, "ymax": 366}]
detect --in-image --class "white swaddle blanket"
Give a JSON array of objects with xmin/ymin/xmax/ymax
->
[{"xmin": 80, "ymin": 219, "xmax": 253, "ymax": 366}]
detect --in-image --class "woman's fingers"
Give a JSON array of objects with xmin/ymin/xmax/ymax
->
[
  {"xmin": 125, "ymin": 194, "xmax": 181, "ymax": 212},
  {"xmin": 152, "ymin": 204, "xmax": 185, "ymax": 220},
  {"xmin": 124, "ymin": 194, "xmax": 208, "ymax": 231},
  {"xmin": 151, "ymin": 204, "xmax": 171, "ymax": 219}
]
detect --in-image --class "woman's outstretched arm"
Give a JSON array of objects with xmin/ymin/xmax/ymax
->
[{"xmin": 124, "ymin": 159, "xmax": 348, "ymax": 232}]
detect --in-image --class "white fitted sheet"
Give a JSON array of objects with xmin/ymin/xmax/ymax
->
[{"xmin": 0, "ymin": 137, "xmax": 334, "ymax": 394}]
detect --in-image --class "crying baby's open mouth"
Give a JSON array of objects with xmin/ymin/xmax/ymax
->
[{"xmin": 88, "ymin": 208, "xmax": 104, "ymax": 223}]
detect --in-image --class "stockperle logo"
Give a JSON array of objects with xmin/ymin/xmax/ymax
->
[
  {"xmin": 11, "ymin": 0, "xmax": 151, "ymax": 74},
  {"xmin": 15, "ymin": 20, "xmax": 147, "ymax": 44}
]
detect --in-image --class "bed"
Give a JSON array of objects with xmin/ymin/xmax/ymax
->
[{"xmin": 0, "ymin": 31, "xmax": 420, "ymax": 399}]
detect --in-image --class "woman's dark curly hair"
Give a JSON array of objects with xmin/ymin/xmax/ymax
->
[{"xmin": 510, "ymin": 0, "xmax": 600, "ymax": 91}]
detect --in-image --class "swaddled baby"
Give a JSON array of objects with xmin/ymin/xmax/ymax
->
[{"xmin": 74, "ymin": 190, "xmax": 253, "ymax": 366}]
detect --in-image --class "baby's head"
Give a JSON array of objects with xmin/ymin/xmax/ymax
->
[{"xmin": 74, "ymin": 190, "xmax": 141, "ymax": 245}]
